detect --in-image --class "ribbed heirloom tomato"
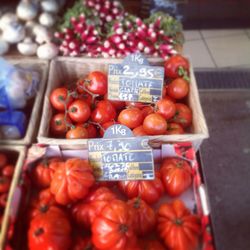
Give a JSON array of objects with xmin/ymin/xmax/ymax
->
[
  {"xmin": 50, "ymin": 87, "xmax": 73, "ymax": 111},
  {"xmin": 157, "ymin": 200, "xmax": 201, "ymax": 250},
  {"xmin": 91, "ymin": 199, "xmax": 137, "ymax": 250},
  {"xmin": 85, "ymin": 71, "xmax": 107, "ymax": 95},
  {"xmin": 72, "ymin": 236, "xmax": 96, "ymax": 250},
  {"xmin": 171, "ymin": 103, "xmax": 192, "ymax": 128},
  {"xmin": 72, "ymin": 187, "xmax": 117, "ymax": 228},
  {"xmin": 50, "ymin": 159, "xmax": 95, "ymax": 205},
  {"xmin": 143, "ymin": 113, "xmax": 167, "ymax": 135},
  {"xmin": 118, "ymin": 171, "xmax": 164, "ymax": 204},
  {"xmin": 118, "ymin": 107, "xmax": 143, "ymax": 129},
  {"xmin": 138, "ymin": 239, "xmax": 165, "ymax": 250},
  {"xmin": 127, "ymin": 197, "xmax": 156, "ymax": 236},
  {"xmin": 160, "ymin": 158, "xmax": 192, "ymax": 197}
]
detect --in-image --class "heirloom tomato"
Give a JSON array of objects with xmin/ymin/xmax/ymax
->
[
  {"xmin": 50, "ymin": 87, "xmax": 73, "ymax": 111},
  {"xmin": 143, "ymin": 113, "xmax": 167, "ymax": 135},
  {"xmin": 138, "ymin": 239, "xmax": 165, "ymax": 250},
  {"xmin": 118, "ymin": 107, "xmax": 143, "ymax": 129},
  {"xmin": 85, "ymin": 71, "xmax": 107, "ymax": 95},
  {"xmin": 72, "ymin": 236, "xmax": 96, "ymax": 250}
]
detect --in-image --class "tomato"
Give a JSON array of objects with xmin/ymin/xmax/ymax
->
[
  {"xmin": 138, "ymin": 239, "xmax": 165, "ymax": 250},
  {"xmin": 85, "ymin": 123, "xmax": 98, "ymax": 138},
  {"xmin": 31, "ymin": 158, "xmax": 63, "ymax": 189},
  {"xmin": 141, "ymin": 106, "xmax": 154, "ymax": 119},
  {"xmin": 104, "ymin": 94, "xmax": 125, "ymax": 110},
  {"xmin": 72, "ymin": 187, "xmax": 117, "ymax": 228},
  {"xmin": 156, "ymin": 98, "xmax": 176, "ymax": 120},
  {"xmin": 91, "ymin": 199, "xmax": 137, "ymax": 250},
  {"xmin": 171, "ymin": 103, "xmax": 192, "ymax": 128},
  {"xmin": 66, "ymin": 126, "xmax": 88, "ymax": 139},
  {"xmin": 143, "ymin": 113, "xmax": 167, "ymax": 135},
  {"xmin": 78, "ymin": 91, "xmax": 93, "ymax": 106},
  {"xmin": 118, "ymin": 171, "xmax": 164, "ymax": 204},
  {"xmin": 100, "ymin": 121, "xmax": 118, "ymax": 137},
  {"xmin": 160, "ymin": 158, "xmax": 192, "ymax": 197},
  {"xmin": 50, "ymin": 113, "xmax": 71, "ymax": 136},
  {"xmin": 127, "ymin": 197, "xmax": 156, "ymax": 236},
  {"xmin": 72, "ymin": 236, "xmax": 96, "ymax": 250},
  {"xmin": 85, "ymin": 71, "xmax": 107, "ymax": 95},
  {"xmin": 166, "ymin": 122, "xmax": 184, "ymax": 135},
  {"xmin": 38, "ymin": 188, "xmax": 56, "ymax": 204},
  {"xmin": 133, "ymin": 126, "xmax": 147, "ymax": 136},
  {"xmin": 0, "ymin": 176, "xmax": 11, "ymax": 193},
  {"xmin": 50, "ymin": 87, "xmax": 73, "ymax": 111},
  {"xmin": 167, "ymin": 78, "xmax": 189, "ymax": 99},
  {"xmin": 0, "ymin": 153, "xmax": 7, "ymax": 168},
  {"xmin": 157, "ymin": 200, "xmax": 201, "ymax": 250},
  {"xmin": 118, "ymin": 107, "xmax": 143, "ymax": 129},
  {"xmin": 28, "ymin": 209, "xmax": 71, "ymax": 250},
  {"xmin": 2, "ymin": 164, "xmax": 14, "ymax": 177},
  {"xmin": 68, "ymin": 100, "xmax": 91, "ymax": 123},
  {"xmin": 91, "ymin": 100, "xmax": 116, "ymax": 124},
  {"xmin": 0, "ymin": 193, "xmax": 7, "ymax": 208},
  {"xmin": 125, "ymin": 102, "xmax": 147, "ymax": 109},
  {"xmin": 164, "ymin": 55, "xmax": 190, "ymax": 79},
  {"xmin": 50, "ymin": 158, "xmax": 95, "ymax": 205}
]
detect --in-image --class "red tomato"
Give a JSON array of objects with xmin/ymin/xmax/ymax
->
[
  {"xmin": 72, "ymin": 236, "xmax": 96, "ymax": 250},
  {"xmin": 138, "ymin": 239, "xmax": 165, "ymax": 250},
  {"xmin": 50, "ymin": 113, "xmax": 71, "ymax": 136},
  {"xmin": 164, "ymin": 55, "xmax": 190, "ymax": 79},
  {"xmin": 68, "ymin": 100, "xmax": 91, "ymax": 123},
  {"xmin": 91, "ymin": 100, "xmax": 116, "ymax": 124},
  {"xmin": 167, "ymin": 78, "xmax": 189, "ymax": 99},
  {"xmin": 50, "ymin": 87, "xmax": 73, "ymax": 111},
  {"xmin": 72, "ymin": 187, "xmax": 117, "ymax": 228},
  {"xmin": 100, "ymin": 121, "xmax": 118, "ymax": 137},
  {"xmin": 104, "ymin": 94, "xmax": 125, "ymax": 110},
  {"xmin": 0, "ymin": 193, "xmax": 7, "ymax": 208},
  {"xmin": 156, "ymin": 98, "xmax": 176, "ymax": 120},
  {"xmin": 166, "ymin": 122, "xmax": 184, "ymax": 135},
  {"xmin": 66, "ymin": 126, "xmax": 88, "ymax": 139},
  {"xmin": 28, "ymin": 209, "xmax": 71, "ymax": 250},
  {"xmin": 125, "ymin": 102, "xmax": 147, "ymax": 109},
  {"xmin": 157, "ymin": 200, "xmax": 201, "ymax": 250},
  {"xmin": 91, "ymin": 199, "xmax": 137, "ymax": 250},
  {"xmin": 118, "ymin": 108, "xmax": 143, "ymax": 129},
  {"xmin": 141, "ymin": 106, "xmax": 154, "ymax": 119},
  {"xmin": 31, "ymin": 158, "xmax": 63, "ymax": 189},
  {"xmin": 118, "ymin": 171, "xmax": 164, "ymax": 204},
  {"xmin": 0, "ymin": 153, "xmax": 7, "ymax": 168},
  {"xmin": 171, "ymin": 103, "xmax": 192, "ymax": 128},
  {"xmin": 160, "ymin": 158, "xmax": 192, "ymax": 197},
  {"xmin": 133, "ymin": 126, "xmax": 147, "ymax": 136},
  {"xmin": 78, "ymin": 91, "xmax": 93, "ymax": 106},
  {"xmin": 0, "ymin": 176, "xmax": 11, "ymax": 193},
  {"xmin": 2, "ymin": 164, "xmax": 14, "ymax": 177},
  {"xmin": 127, "ymin": 197, "xmax": 156, "ymax": 236},
  {"xmin": 85, "ymin": 123, "xmax": 98, "ymax": 138},
  {"xmin": 143, "ymin": 113, "xmax": 167, "ymax": 135},
  {"xmin": 86, "ymin": 71, "xmax": 107, "ymax": 95},
  {"xmin": 50, "ymin": 159, "xmax": 95, "ymax": 205}
]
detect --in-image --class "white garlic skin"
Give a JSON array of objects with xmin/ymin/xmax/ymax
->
[
  {"xmin": 39, "ymin": 12, "xmax": 56, "ymax": 27},
  {"xmin": 37, "ymin": 42, "xmax": 59, "ymax": 59}
]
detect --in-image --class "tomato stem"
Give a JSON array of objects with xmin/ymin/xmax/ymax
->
[
  {"xmin": 134, "ymin": 197, "xmax": 141, "ymax": 209},
  {"xmin": 39, "ymin": 204, "xmax": 49, "ymax": 213},
  {"xmin": 34, "ymin": 228, "xmax": 44, "ymax": 237},
  {"xmin": 119, "ymin": 224, "xmax": 128, "ymax": 233},
  {"xmin": 174, "ymin": 218, "xmax": 183, "ymax": 225}
]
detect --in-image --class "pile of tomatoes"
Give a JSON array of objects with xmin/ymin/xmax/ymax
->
[
  {"xmin": 23, "ymin": 156, "xmax": 201, "ymax": 250},
  {"xmin": 49, "ymin": 55, "xmax": 192, "ymax": 139}
]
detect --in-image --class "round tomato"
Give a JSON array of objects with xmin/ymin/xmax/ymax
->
[
  {"xmin": 139, "ymin": 239, "xmax": 165, "ymax": 250},
  {"xmin": 0, "ymin": 193, "xmax": 7, "ymax": 208},
  {"xmin": 141, "ymin": 106, "xmax": 154, "ymax": 119},
  {"xmin": 100, "ymin": 121, "xmax": 118, "ymax": 137},
  {"xmin": 104, "ymin": 94, "xmax": 125, "ymax": 110},
  {"xmin": 84, "ymin": 123, "xmax": 98, "ymax": 138},
  {"xmin": 2, "ymin": 164, "xmax": 14, "ymax": 177},
  {"xmin": 157, "ymin": 200, "xmax": 201, "ymax": 250},
  {"xmin": 127, "ymin": 197, "xmax": 156, "ymax": 236},
  {"xmin": 118, "ymin": 108, "xmax": 143, "ymax": 129},
  {"xmin": 50, "ymin": 87, "xmax": 73, "ymax": 111},
  {"xmin": 166, "ymin": 122, "xmax": 184, "ymax": 135},
  {"xmin": 0, "ymin": 176, "xmax": 11, "ymax": 193},
  {"xmin": 31, "ymin": 158, "xmax": 63, "ymax": 189},
  {"xmin": 0, "ymin": 153, "xmax": 7, "ymax": 168},
  {"xmin": 91, "ymin": 100, "xmax": 116, "ymax": 124},
  {"xmin": 167, "ymin": 78, "xmax": 189, "ymax": 99},
  {"xmin": 85, "ymin": 71, "xmax": 107, "ymax": 95},
  {"xmin": 160, "ymin": 158, "xmax": 192, "ymax": 197},
  {"xmin": 78, "ymin": 91, "xmax": 93, "ymax": 106},
  {"xmin": 66, "ymin": 126, "xmax": 88, "ymax": 139},
  {"xmin": 50, "ymin": 113, "xmax": 71, "ymax": 136},
  {"xmin": 68, "ymin": 100, "xmax": 91, "ymax": 123},
  {"xmin": 50, "ymin": 158, "xmax": 95, "ymax": 205},
  {"xmin": 125, "ymin": 102, "xmax": 147, "ymax": 109},
  {"xmin": 164, "ymin": 55, "xmax": 190, "ymax": 79},
  {"xmin": 171, "ymin": 103, "xmax": 192, "ymax": 128},
  {"xmin": 72, "ymin": 236, "xmax": 96, "ymax": 250},
  {"xmin": 143, "ymin": 113, "xmax": 167, "ymax": 135},
  {"xmin": 156, "ymin": 98, "xmax": 176, "ymax": 120},
  {"xmin": 28, "ymin": 209, "xmax": 71, "ymax": 250},
  {"xmin": 72, "ymin": 187, "xmax": 117, "ymax": 228},
  {"xmin": 91, "ymin": 199, "xmax": 137, "ymax": 250},
  {"xmin": 133, "ymin": 126, "xmax": 147, "ymax": 136},
  {"xmin": 118, "ymin": 171, "xmax": 164, "ymax": 204}
]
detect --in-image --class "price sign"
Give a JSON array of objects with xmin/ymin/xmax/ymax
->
[
  {"xmin": 88, "ymin": 124, "xmax": 154, "ymax": 181},
  {"xmin": 108, "ymin": 53, "xmax": 164, "ymax": 103}
]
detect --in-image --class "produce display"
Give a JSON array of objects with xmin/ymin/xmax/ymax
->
[{"xmin": 48, "ymin": 55, "xmax": 191, "ymax": 139}]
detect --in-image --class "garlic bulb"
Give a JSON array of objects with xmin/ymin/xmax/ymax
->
[
  {"xmin": 0, "ymin": 38, "xmax": 9, "ymax": 55},
  {"xmin": 17, "ymin": 37, "xmax": 38, "ymax": 56},
  {"xmin": 34, "ymin": 25, "xmax": 51, "ymax": 44},
  {"xmin": 39, "ymin": 12, "xmax": 56, "ymax": 27},
  {"xmin": 0, "ymin": 13, "xmax": 18, "ymax": 30},
  {"xmin": 2, "ymin": 22, "xmax": 25, "ymax": 44},
  {"xmin": 41, "ymin": 0, "xmax": 59, "ymax": 13},
  {"xmin": 16, "ymin": 0, "xmax": 38, "ymax": 21},
  {"xmin": 37, "ymin": 42, "xmax": 58, "ymax": 59}
]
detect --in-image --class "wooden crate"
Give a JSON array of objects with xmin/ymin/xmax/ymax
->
[
  {"xmin": 38, "ymin": 56, "xmax": 208, "ymax": 151},
  {"xmin": 0, "ymin": 145, "xmax": 26, "ymax": 249},
  {"xmin": 0, "ymin": 58, "xmax": 49, "ymax": 145}
]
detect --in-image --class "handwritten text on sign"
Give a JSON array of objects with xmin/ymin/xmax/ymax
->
[
  {"xmin": 88, "ymin": 124, "xmax": 154, "ymax": 181},
  {"xmin": 108, "ymin": 53, "xmax": 164, "ymax": 103}
]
